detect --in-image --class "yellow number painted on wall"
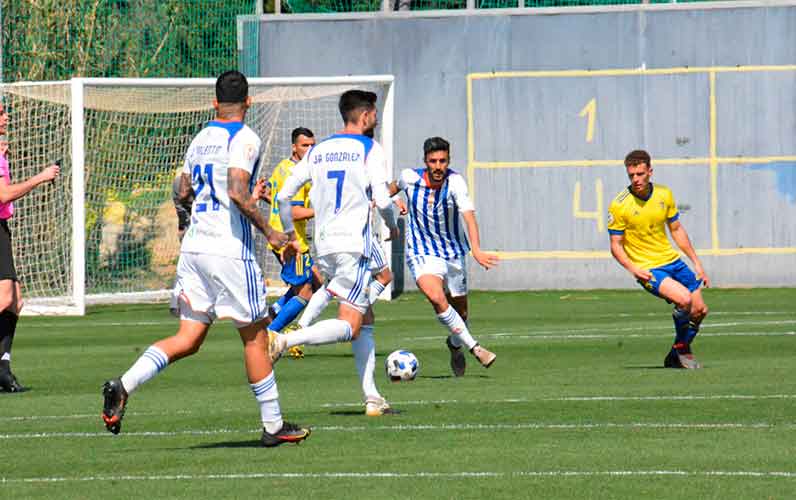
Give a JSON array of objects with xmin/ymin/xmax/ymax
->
[
  {"xmin": 572, "ymin": 178, "xmax": 604, "ymax": 232},
  {"xmin": 579, "ymin": 98, "xmax": 596, "ymax": 143}
]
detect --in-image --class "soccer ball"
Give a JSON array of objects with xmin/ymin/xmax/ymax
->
[{"xmin": 385, "ymin": 350, "xmax": 419, "ymax": 382}]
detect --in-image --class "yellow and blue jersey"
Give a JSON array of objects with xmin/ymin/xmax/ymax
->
[
  {"xmin": 607, "ymin": 183, "xmax": 680, "ymax": 270},
  {"xmin": 267, "ymin": 158, "xmax": 311, "ymax": 253}
]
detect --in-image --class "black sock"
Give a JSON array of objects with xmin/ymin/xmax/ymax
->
[{"xmin": 0, "ymin": 310, "xmax": 18, "ymax": 372}]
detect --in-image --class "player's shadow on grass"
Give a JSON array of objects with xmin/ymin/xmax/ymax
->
[
  {"xmin": 192, "ymin": 440, "xmax": 262, "ymax": 449},
  {"xmin": 622, "ymin": 365, "xmax": 667, "ymax": 370},
  {"xmin": 0, "ymin": 387, "xmax": 30, "ymax": 394},
  {"xmin": 329, "ymin": 409, "xmax": 368, "ymax": 416},
  {"xmin": 329, "ymin": 408, "xmax": 403, "ymax": 416}
]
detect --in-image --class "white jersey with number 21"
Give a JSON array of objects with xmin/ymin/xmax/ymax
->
[{"xmin": 180, "ymin": 121, "xmax": 262, "ymax": 260}]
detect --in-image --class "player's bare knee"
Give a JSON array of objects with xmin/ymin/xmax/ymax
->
[
  {"xmin": 428, "ymin": 294, "xmax": 449, "ymax": 314},
  {"xmin": 363, "ymin": 307, "xmax": 375, "ymax": 325},
  {"xmin": 377, "ymin": 268, "xmax": 393, "ymax": 285},
  {"xmin": 297, "ymin": 283, "xmax": 313, "ymax": 301},
  {"xmin": 674, "ymin": 295, "xmax": 692, "ymax": 312}
]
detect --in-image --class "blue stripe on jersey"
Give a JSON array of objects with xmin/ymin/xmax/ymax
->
[
  {"xmin": 208, "ymin": 121, "xmax": 244, "ymax": 148},
  {"xmin": 421, "ymin": 186, "xmax": 442, "ymax": 257},
  {"xmin": 405, "ymin": 170, "xmax": 471, "ymax": 259},
  {"xmin": 451, "ymin": 197, "xmax": 470, "ymax": 254},
  {"xmin": 439, "ymin": 179, "xmax": 462, "ymax": 257},
  {"xmin": 440, "ymin": 180, "xmax": 459, "ymax": 257},
  {"xmin": 432, "ymin": 182, "xmax": 451, "ymax": 259},
  {"xmin": 409, "ymin": 180, "xmax": 428, "ymax": 255}
]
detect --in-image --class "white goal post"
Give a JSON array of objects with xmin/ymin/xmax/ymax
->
[{"xmin": 0, "ymin": 75, "xmax": 395, "ymax": 315}]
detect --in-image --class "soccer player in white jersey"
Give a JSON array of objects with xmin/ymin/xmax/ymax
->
[
  {"xmin": 390, "ymin": 137, "xmax": 498, "ymax": 376},
  {"xmin": 101, "ymin": 71, "xmax": 310, "ymax": 447},
  {"xmin": 292, "ymin": 225, "xmax": 396, "ymax": 416},
  {"xmin": 295, "ymin": 129, "xmax": 406, "ymax": 330},
  {"xmin": 270, "ymin": 90, "xmax": 399, "ymax": 416}
]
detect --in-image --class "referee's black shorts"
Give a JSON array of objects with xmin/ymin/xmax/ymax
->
[{"xmin": 0, "ymin": 219, "xmax": 17, "ymax": 282}]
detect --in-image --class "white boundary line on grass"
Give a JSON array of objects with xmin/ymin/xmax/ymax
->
[
  {"xmin": 416, "ymin": 330, "xmax": 796, "ymax": 342},
  {"xmin": 3, "ymin": 470, "xmax": 796, "ymax": 484},
  {"xmin": 0, "ymin": 421, "xmax": 790, "ymax": 440},
  {"xmin": 3, "ymin": 394, "xmax": 795, "ymax": 422},
  {"xmin": 320, "ymin": 393, "xmax": 796, "ymax": 408},
  {"xmin": 23, "ymin": 311, "xmax": 796, "ymax": 329}
]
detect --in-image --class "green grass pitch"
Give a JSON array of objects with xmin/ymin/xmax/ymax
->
[{"xmin": 2, "ymin": 288, "xmax": 795, "ymax": 499}]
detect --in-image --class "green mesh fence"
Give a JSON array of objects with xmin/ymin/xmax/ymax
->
[{"xmin": 1, "ymin": 0, "xmax": 258, "ymax": 83}]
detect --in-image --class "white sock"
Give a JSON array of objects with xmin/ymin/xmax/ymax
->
[
  {"xmin": 120, "ymin": 346, "xmax": 169, "ymax": 394},
  {"xmin": 437, "ymin": 306, "xmax": 477, "ymax": 350},
  {"xmin": 352, "ymin": 324, "xmax": 380, "ymax": 400},
  {"xmin": 284, "ymin": 319, "xmax": 353, "ymax": 348},
  {"xmin": 297, "ymin": 286, "xmax": 332, "ymax": 328},
  {"xmin": 251, "ymin": 372, "xmax": 283, "ymax": 434},
  {"xmin": 368, "ymin": 280, "xmax": 386, "ymax": 305}
]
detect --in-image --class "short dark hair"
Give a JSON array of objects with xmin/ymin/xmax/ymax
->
[
  {"xmin": 338, "ymin": 90, "xmax": 377, "ymax": 124},
  {"xmin": 624, "ymin": 149, "xmax": 651, "ymax": 168},
  {"xmin": 423, "ymin": 136, "xmax": 450, "ymax": 158},
  {"xmin": 216, "ymin": 70, "xmax": 248, "ymax": 103},
  {"xmin": 291, "ymin": 127, "xmax": 314, "ymax": 144}
]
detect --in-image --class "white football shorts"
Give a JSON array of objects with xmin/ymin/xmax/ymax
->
[
  {"xmin": 173, "ymin": 252, "xmax": 267, "ymax": 327},
  {"xmin": 369, "ymin": 241, "xmax": 389, "ymax": 273},
  {"xmin": 315, "ymin": 252, "xmax": 371, "ymax": 313},
  {"xmin": 407, "ymin": 254, "xmax": 468, "ymax": 297}
]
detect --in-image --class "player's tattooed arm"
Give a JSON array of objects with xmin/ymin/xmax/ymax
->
[
  {"xmin": 228, "ymin": 167, "xmax": 287, "ymax": 248},
  {"xmin": 178, "ymin": 173, "xmax": 193, "ymax": 206}
]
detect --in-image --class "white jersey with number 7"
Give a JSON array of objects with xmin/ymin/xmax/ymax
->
[
  {"xmin": 180, "ymin": 121, "xmax": 262, "ymax": 260},
  {"xmin": 277, "ymin": 133, "xmax": 391, "ymax": 258}
]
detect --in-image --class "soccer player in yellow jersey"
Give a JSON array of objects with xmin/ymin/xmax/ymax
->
[
  {"xmin": 262, "ymin": 128, "xmax": 321, "ymax": 347},
  {"xmin": 608, "ymin": 150, "xmax": 710, "ymax": 369}
]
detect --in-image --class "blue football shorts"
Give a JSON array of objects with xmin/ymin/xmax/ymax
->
[
  {"xmin": 280, "ymin": 251, "xmax": 314, "ymax": 287},
  {"xmin": 638, "ymin": 258, "xmax": 702, "ymax": 299}
]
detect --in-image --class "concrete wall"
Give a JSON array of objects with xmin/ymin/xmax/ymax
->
[{"xmin": 250, "ymin": 3, "xmax": 796, "ymax": 289}]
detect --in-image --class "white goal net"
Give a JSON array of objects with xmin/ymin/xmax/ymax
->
[{"xmin": 0, "ymin": 76, "xmax": 395, "ymax": 315}]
